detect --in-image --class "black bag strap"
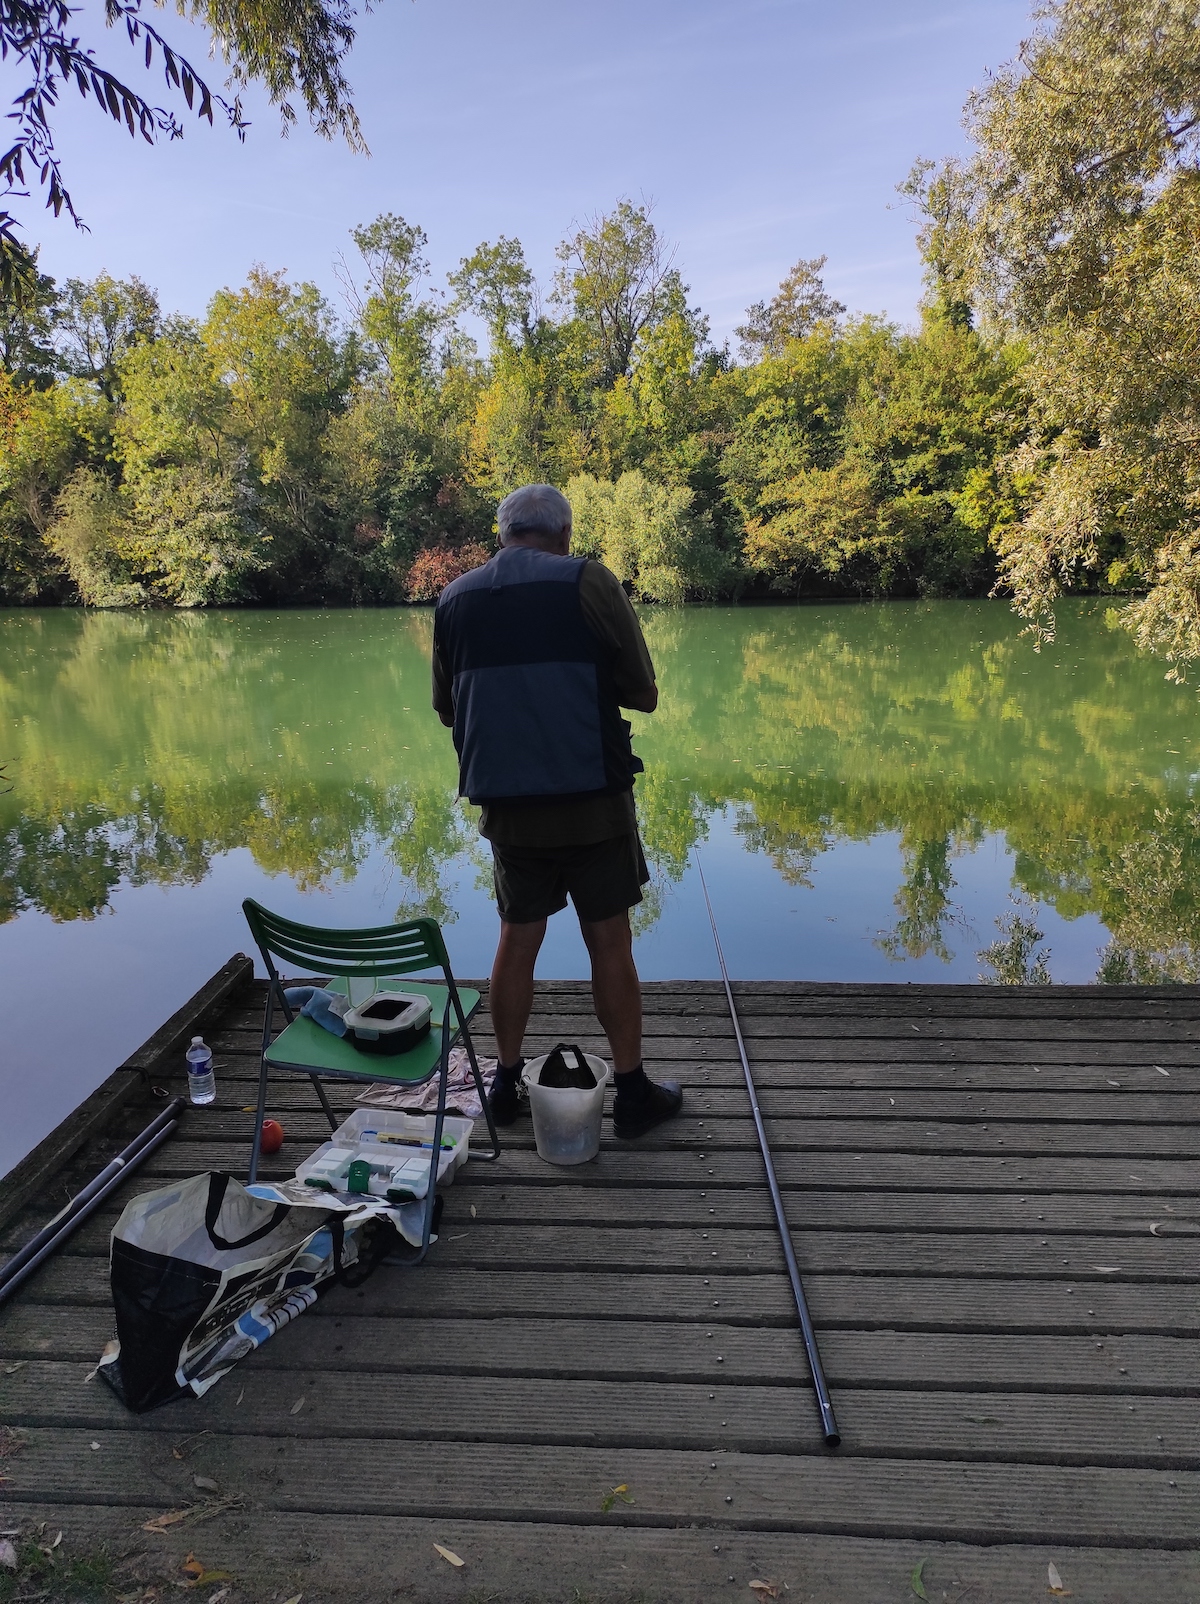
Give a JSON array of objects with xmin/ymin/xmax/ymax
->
[{"xmin": 204, "ymin": 1174, "xmax": 291, "ymax": 1251}]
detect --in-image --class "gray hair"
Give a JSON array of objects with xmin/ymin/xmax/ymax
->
[{"xmin": 497, "ymin": 483, "xmax": 572, "ymax": 545}]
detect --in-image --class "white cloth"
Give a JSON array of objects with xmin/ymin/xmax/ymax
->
[{"xmin": 353, "ymin": 1047, "xmax": 498, "ymax": 1119}]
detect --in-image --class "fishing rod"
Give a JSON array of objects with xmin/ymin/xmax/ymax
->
[
  {"xmin": 694, "ymin": 852, "xmax": 840, "ymax": 1448},
  {"xmin": 0, "ymin": 1098, "xmax": 186, "ymax": 1309}
]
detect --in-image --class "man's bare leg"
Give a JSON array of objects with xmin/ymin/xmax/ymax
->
[
  {"xmin": 578, "ymin": 910, "xmax": 643, "ymax": 1072},
  {"xmin": 580, "ymin": 908, "xmax": 682, "ymax": 1136},
  {"xmin": 489, "ymin": 916, "xmax": 547, "ymax": 1067}
]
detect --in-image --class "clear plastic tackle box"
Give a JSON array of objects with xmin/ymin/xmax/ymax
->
[{"xmin": 294, "ymin": 1108, "xmax": 474, "ymax": 1203}]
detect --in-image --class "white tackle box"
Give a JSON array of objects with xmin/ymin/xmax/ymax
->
[{"xmin": 294, "ymin": 1108, "xmax": 474, "ymax": 1203}]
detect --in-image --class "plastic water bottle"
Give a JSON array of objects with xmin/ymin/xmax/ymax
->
[{"xmin": 186, "ymin": 1036, "xmax": 216, "ymax": 1105}]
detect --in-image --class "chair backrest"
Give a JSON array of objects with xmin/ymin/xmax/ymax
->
[{"xmin": 242, "ymin": 898, "xmax": 451, "ymax": 981}]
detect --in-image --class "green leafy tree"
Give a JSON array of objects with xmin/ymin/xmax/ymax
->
[
  {"xmin": 0, "ymin": 252, "xmax": 60, "ymax": 387},
  {"xmin": 567, "ymin": 469, "xmax": 730, "ymax": 602},
  {"xmin": 553, "ymin": 201, "xmax": 692, "ymax": 389},
  {"xmin": 0, "ymin": 372, "xmax": 106, "ymax": 599},
  {"xmin": 57, "ymin": 273, "xmax": 160, "ymax": 398},
  {"xmin": 917, "ymin": 0, "xmax": 1200, "ymax": 674},
  {"xmin": 735, "ymin": 255, "xmax": 845, "ymax": 360}
]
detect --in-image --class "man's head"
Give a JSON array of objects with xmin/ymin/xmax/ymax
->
[{"xmin": 496, "ymin": 484, "xmax": 572, "ymax": 555}]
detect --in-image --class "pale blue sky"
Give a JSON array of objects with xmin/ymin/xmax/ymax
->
[{"xmin": 13, "ymin": 0, "xmax": 1032, "ymax": 341}]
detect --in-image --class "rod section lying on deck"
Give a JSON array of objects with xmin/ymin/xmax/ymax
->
[
  {"xmin": 0, "ymin": 1098, "xmax": 187, "ymax": 1308},
  {"xmin": 694, "ymin": 853, "xmax": 840, "ymax": 1448}
]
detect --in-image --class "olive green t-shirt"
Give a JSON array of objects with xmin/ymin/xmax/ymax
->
[{"xmin": 431, "ymin": 558, "xmax": 656, "ymax": 848}]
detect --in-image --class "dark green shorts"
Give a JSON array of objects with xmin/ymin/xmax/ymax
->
[{"xmin": 491, "ymin": 832, "xmax": 650, "ymax": 924}]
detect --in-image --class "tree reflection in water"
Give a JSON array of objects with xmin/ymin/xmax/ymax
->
[{"xmin": 1, "ymin": 600, "xmax": 1196, "ymax": 980}]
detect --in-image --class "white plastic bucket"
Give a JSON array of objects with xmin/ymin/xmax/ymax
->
[{"xmin": 522, "ymin": 1052, "xmax": 611, "ymax": 1166}]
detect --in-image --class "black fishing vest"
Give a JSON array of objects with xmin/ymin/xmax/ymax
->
[{"xmin": 434, "ymin": 547, "xmax": 643, "ymax": 805}]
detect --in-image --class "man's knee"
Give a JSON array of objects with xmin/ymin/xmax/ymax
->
[
  {"xmin": 579, "ymin": 909, "xmax": 633, "ymax": 958},
  {"xmin": 497, "ymin": 916, "xmax": 547, "ymax": 956}
]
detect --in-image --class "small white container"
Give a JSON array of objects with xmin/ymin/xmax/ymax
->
[{"xmin": 522, "ymin": 1052, "xmax": 611, "ymax": 1166}]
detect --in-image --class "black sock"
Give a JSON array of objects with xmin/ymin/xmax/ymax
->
[
  {"xmin": 497, "ymin": 1057, "xmax": 524, "ymax": 1082},
  {"xmin": 614, "ymin": 1064, "xmax": 648, "ymax": 1102}
]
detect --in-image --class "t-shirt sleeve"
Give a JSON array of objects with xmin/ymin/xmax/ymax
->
[
  {"xmin": 579, "ymin": 561, "xmax": 657, "ymax": 705},
  {"xmin": 431, "ymin": 613, "xmax": 455, "ymax": 724}
]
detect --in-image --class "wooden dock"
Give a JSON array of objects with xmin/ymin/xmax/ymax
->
[{"xmin": 0, "ymin": 960, "xmax": 1198, "ymax": 1602}]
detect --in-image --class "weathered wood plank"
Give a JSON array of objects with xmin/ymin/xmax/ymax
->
[
  {"xmin": 0, "ymin": 1312, "xmax": 1192, "ymax": 1393},
  {"xmin": 1, "ymin": 1431, "xmax": 1196, "ymax": 1545},
  {"xmin": 7, "ymin": 1182, "xmax": 1190, "ymax": 1253},
  {"xmin": 13, "ymin": 1261, "xmax": 1199, "ymax": 1335},
  {"xmin": 209, "ymin": 1023, "xmax": 1200, "ymax": 1066},
  {"xmin": 3, "ymin": 1506, "xmax": 1197, "ymax": 1604},
  {"xmin": 79, "ymin": 1140, "xmax": 1200, "ymax": 1194},
  {"xmin": 219, "ymin": 999, "xmax": 1200, "ymax": 1042},
  {"xmin": 12, "ymin": 1218, "xmax": 1193, "ymax": 1281},
  {"xmin": 107, "ymin": 1109, "xmax": 1200, "ymax": 1157},
  {"xmin": 3, "ymin": 1362, "xmax": 1193, "ymax": 1469}
]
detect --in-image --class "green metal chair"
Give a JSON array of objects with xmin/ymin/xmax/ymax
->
[{"xmin": 241, "ymin": 899, "xmax": 500, "ymax": 1262}]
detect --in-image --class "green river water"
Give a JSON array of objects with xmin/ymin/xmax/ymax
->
[{"xmin": 1, "ymin": 599, "xmax": 1196, "ymax": 1172}]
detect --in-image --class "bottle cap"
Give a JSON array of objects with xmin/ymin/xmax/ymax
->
[{"xmin": 191, "ymin": 1036, "xmax": 204, "ymax": 1046}]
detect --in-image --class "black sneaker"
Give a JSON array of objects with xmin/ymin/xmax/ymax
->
[
  {"xmin": 487, "ymin": 1064, "xmax": 526, "ymax": 1127},
  {"xmin": 612, "ymin": 1076, "xmax": 683, "ymax": 1140}
]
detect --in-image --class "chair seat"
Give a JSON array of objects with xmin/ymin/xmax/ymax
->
[{"xmin": 265, "ymin": 980, "xmax": 481, "ymax": 1086}]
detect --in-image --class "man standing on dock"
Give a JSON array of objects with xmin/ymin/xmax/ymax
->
[{"xmin": 431, "ymin": 483, "xmax": 683, "ymax": 1138}]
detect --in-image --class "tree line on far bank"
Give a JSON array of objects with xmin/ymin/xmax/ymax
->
[
  {"xmin": 0, "ymin": 211, "xmax": 1023, "ymax": 610},
  {"xmin": 2, "ymin": 0, "xmax": 1198, "ymax": 686}
]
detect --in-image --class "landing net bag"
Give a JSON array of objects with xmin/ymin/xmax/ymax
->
[{"xmin": 99, "ymin": 1172, "xmax": 368, "ymax": 1412}]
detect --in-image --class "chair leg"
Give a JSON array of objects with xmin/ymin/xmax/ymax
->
[
  {"xmin": 249, "ymin": 981, "xmax": 278, "ymax": 1183},
  {"xmin": 309, "ymin": 1076, "xmax": 339, "ymax": 1131},
  {"xmin": 249, "ymin": 1055, "xmax": 270, "ymax": 1184},
  {"xmin": 389, "ymin": 1014, "xmax": 452, "ymax": 1270},
  {"xmin": 461, "ymin": 1022, "xmax": 501, "ymax": 1160},
  {"xmin": 444, "ymin": 976, "xmax": 501, "ymax": 1161}
]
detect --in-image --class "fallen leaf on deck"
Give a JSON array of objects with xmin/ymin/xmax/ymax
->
[
  {"xmin": 910, "ymin": 1557, "xmax": 928, "ymax": 1599},
  {"xmin": 142, "ymin": 1510, "xmax": 190, "ymax": 1533},
  {"xmin": 600, "ymin": 1483, "xmax": 635, "ymax": 1513},
  {"xmin": 181, "ymin": 1555, "xmax": 204, "ymax": 1580},
  {"xmin": 3, "ymin": 1362, "xmax": 25, "ymax": 1376},
  {"xmin": 90, "ymin": 1440, "xmax": 101, "ymax": 1450},
  {"xmin": 469, "ymin": 1205, "xmax": 477, "ymax": 1217},
  {"xmin": 171, "ymin": 1430, "xmax": 210, "ymax": 1461},
  {"xmin": 290, "ymin": 1397, "xmax": 305, "ymax": 1414},
  {"xmin": 749, "ymin": 1582, "xmax": 781, "ymax": 1599},
  {"xmin": 1048, "ymin": 1560, "xmax": 1071, "ymax": 1594},
  {"xmin": 193, "ymin": 1476, "xmax": 219, "ymax": 1493},
  {"xmin": 235, "ymin": 1388, "xmax": 244, "ymax": 1407},
  {"xmin": 433, "ymin": 1544, "xmax": 464, "ymax": 1568},
  {"xmin": 280, "ymin": 1594, "xmax": 303, "ymax": 1604},
  {"xmin": 1092, "ymin": 1265, "xmax": 1122, "ymax": 1273},
  {"xmin": 1150, "ymin": 1223, "xmax": 1163, "ymax": 1235},
  {"xmin": 0, "ymin": 1540, "xmax": 16, "ymax": 1571},
  {"xmin": 187, "ymin": 1568, "xmax": 232, "ymax": 1588},
  {"xmin": 1155, "ymin": 1066, "xmax": 1171, "ymax": 1076},
  {"xmin": 50, "ymin": 1531, "xmax": 61, "ymax": 1548},
  {"xmin": 1106, "ymin": 1080, "xmax": 1120, "ymax": 1087},
  {"xmin": 889, "ymin": 1098, "xmax": 895, "ymax": 1105}
]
